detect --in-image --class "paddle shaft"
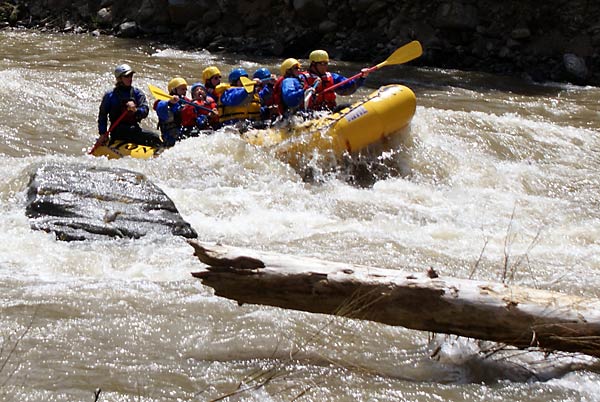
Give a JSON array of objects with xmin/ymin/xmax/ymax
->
[
  {"xmin": 88, "ymin": 110, "xmax": 129, "ymax": 154},
  {"xmin": 181, "ymin": 98, "xmax": 214, "ymax": 113},
  {"xmin": 320, "ymin": 68, "xmax": 374, "ymax": 94},
  {"xmin": 148, "ymin": 84, "xmax": 215, "ymax": 113},
  {"xmin": 304, "ymin": 77, "xmax": 324, "ymax": 109}
]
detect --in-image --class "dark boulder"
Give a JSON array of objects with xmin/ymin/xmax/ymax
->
[
  {"xmin": 116, "ymin": 21, "xmax": 138, "ymax": 37},
  {"xmin": 562, "ymin": 53, "xmax": 589, "ymax": 84},
  {"xmin": 25, "ymin": 163, "xmax": 198, "ymax": 241}
]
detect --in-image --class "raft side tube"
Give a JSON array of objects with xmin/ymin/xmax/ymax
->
[
  {"xmin": 329, "ymin": 85, "xmax": 416, "ymax": 153},
  {"xmin": 91, "ymin": 140, "xmax": 160, "ymax": 159}
]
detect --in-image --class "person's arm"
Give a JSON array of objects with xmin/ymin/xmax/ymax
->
[
  {"xmin": 97, "ymin": 93, "xmax": 110, "ymax": 134},
  {"xmin": 194, "ymin": 99, "xmax": 217, "ymax": 116},
  {"xmin": 331, "ymin": 72, "xmax": 365, "ymax": 95},
  {"xmin": 281, "ymin": 78, "xmax": 304, "ymax": 108},
  {"xmin": 206, "ymin": 98, "xmax": 217, "ymax": 111},
  {"xmin": 134, "ymin": 88, "xmax": 150, "ymax": 119},
  {"xmin": 220, "ymin": 87, "xmax": 250, "ymax": 106},
  {"xmin": 258, "ymin": 85, "xmax": 273, "ymax": 105},
  {"xmin": 154, "ymin": 100, "xmax": 171, "ymax": 122}
]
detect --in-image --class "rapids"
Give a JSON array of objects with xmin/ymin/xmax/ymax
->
[{"xmin": 0, "ymin": 29, "xmax": 599, "ymax": 401}]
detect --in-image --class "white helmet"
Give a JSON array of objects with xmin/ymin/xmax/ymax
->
[{"xmin": 114, "ymin": 64, "xmax": 135, "ymax": 78}]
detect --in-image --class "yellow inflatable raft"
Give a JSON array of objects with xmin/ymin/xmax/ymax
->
[
  {"xmin": 243, "ymin": 84, "xmax": 416, "ymax": 162},
  {"xmin": 90, "ymin": 84, "xmax": 416, "ymax": 163}
]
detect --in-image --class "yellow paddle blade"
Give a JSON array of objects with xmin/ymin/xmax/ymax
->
[
  {"xmin": 239, "ymin": 76, "xmax": 255, "ymax": 93},
  {"xmin": 148, "ymin": 84, "xmax": 171, "ymax": 101},
  {"xmin": 376, "ymin": 41, "xmax": 423, "ymax": 69},
  {"xmin": 214, "ymin": 83, "xmax": 230, "ymax": 96}
]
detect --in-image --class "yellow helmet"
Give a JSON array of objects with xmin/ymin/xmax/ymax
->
[
  {"xmin": 202, "ymin": 66, "xmax": 222, "ymax": 82},
  {"xmin": 309, "ymin": 49, "xmax": 329, "ymax": 63},
  {"xmin": 280, "ymin": 58, "xmax": 300, "ymax": 76},
  {"xmin": 168, "ymin": 77, "xmax": 188, "ymax": 93}
]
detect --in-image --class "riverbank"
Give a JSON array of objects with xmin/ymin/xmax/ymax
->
[{"xmin": 2, "ymin": 0, "xmax": 598, "ymax": 86}]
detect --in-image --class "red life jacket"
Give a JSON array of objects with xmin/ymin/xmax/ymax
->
[
  {"xmin": 200, "ymin": 96, "xmax": 217, "ymax": 115},
  {"xmin": 273, "ymin": 75, "xmax": 310, "ymax": 115},
  {"xmin": 201, "ymin": 96, "xmax": 219, "ymax": 127},
  {"xmin": 272, "ymin": 76, "xmax": 285, "ymax": 115},
  {"xmin": 301, "ymin": 71, "xmax": 336, "ymax": 110},
  {"xmin": 181, "ymin": 97, "xmax": 218, "ymax": 128},
  {"xmin": 180, "ymin": 104, "xmax": 197, "ymax": 127}
]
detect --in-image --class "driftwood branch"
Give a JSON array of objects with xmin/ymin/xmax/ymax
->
[{"xmin": 189, "ymin": 240, "xmax": 600, "ymax": 358}]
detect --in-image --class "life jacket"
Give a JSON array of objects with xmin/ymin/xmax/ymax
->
[
  {"xmin": 204, "ymin": 96, "xmax": 219, "ymax": 127},
  {"xmin": 272, "ymin": 76, "xmax": 285, "ymax": 115},
  {"xmin": 181, "ymin": 97, "xmax": 218, "ymax": 128},
  {"xmin": 199, "ymin": 96, "xmax": 217, "ymax": 115},
  {"xmin": 301, "ymin": 71, "xmax": 336, "ymax": 110},
  {"xmin": 258, "ymin": 84, "xmax": 274, "ymax": 106},
  {"xmin": 260, "ymin": 85, "xmax": 279, "ymax": 120},
  {"xmin": 273, "ymin": 76, "xmax": 306, "ymax": 115},
  {"xmin": 180, "ymin": 104, "xmax": 197, "ymax": 128},
  {"xmin": 218, "ymin": 91, "xmax": 261, "ymax": 124}
]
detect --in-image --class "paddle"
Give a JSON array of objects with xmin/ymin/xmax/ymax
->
[
  {"xmin": 147, "ymin": 84, "xmax": 215, "ymax": 113},
  {"xmin": 303, "ymin": 78, "xmax": 321, "ymax": 109},
  {"xmin": 239, "ymin": 76, "xmax": 257, "ymax": 93},
  {"xmin": 88, "ymin": 109, "xmax": 129, "ymax": 155},
  {"xmin": 321, "ymin": 40, "xmax": 423, "ymax": 94},
  {"xmin": 209, "ymin": 78, "xmax": 256, "ymax": 96}
]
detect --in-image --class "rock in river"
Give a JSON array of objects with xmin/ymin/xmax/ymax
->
[{"xmin": 25, "ymin": 163, "xmax": 197, "ymax": 241}]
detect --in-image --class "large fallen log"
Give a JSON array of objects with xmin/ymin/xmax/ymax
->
[{"xmin": 189, "ymin": 240, "xmax": 600, "ymax": 359}]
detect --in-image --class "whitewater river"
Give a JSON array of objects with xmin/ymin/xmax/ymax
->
[{"xmin": 0, "ymin": 29, "xmax": 599, "ymax": 401}]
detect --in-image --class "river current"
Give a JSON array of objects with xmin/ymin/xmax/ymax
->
[{"xmin": 0, "ymin": 29, "xmax": 599, "ymax": 401}]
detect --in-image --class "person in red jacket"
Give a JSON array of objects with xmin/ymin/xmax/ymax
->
[
  {"xmin": 180, "ymin": 83, "xmax": 219, "ymax": 133},
  {"xmin": 202, "ymin": 66, "xmax": 223, "ymax": 102},
  {"xmin": 301, "ymin": 50, "xmax": 369, "ymax": 112}
]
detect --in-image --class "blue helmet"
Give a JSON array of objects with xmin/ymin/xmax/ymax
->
[
  {"xmin": 228, "ymin": 68, "xmax": 249, "ymax": 84},
  {"xmin": 190, "ymin": 82, "xmax": 205, "ymax": 93},
  {"xmin": 253, "ymin": 68, "xmax": 271, "ymax": 82}
]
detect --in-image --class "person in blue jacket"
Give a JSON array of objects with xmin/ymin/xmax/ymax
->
[
  {"xmin": 252, "ymin": 67, "xmax": 277, "ymax": 120},
  {"xmin": 97, "ymin": 64, "xmax": 162, "ymax": 147},
  {"xmin": 273, "ymin": 58, "xmax": 307, "ymax": 116},
  {"xmin": 153, "ymin": 77, "xmax": 189, "ymax": 147},
  {"xmin": 218, "ymin": 68, "xmax": 261, "ymax": 126}
]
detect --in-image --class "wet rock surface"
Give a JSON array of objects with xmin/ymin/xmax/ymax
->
[{"xmin": 25, "ymin": 163, "xmax": 198, "ymax": 241}]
